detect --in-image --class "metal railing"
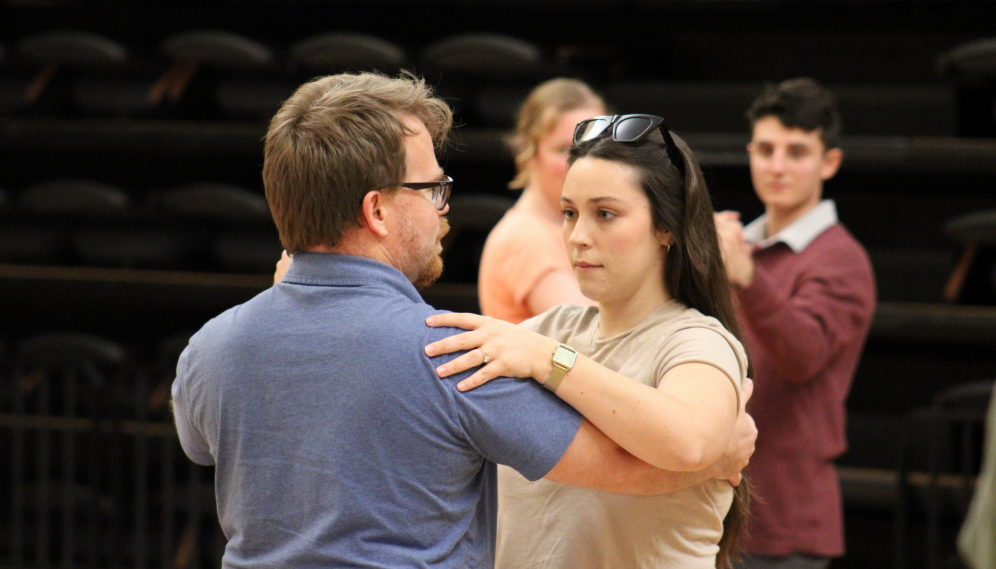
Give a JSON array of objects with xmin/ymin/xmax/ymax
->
[{"xmin": 1, "ymin": 332, "xmax": 223, "ymax": 569}]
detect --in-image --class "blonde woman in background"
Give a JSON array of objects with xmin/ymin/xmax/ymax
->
[{"xmin": 478, "ymin": 79, "xmax": 605, "ymax": 323}]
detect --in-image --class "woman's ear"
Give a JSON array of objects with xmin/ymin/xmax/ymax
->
[{"xmin": 656, "ymin": 229, "xmax": 673, "ymax": 248}]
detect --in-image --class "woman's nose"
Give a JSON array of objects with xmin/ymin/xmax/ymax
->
[{"xmin": 567, "ymin": 218, "xmax": 592, "ymax": 248}]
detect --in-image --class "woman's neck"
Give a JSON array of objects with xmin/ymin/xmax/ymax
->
[
  {"xmin": 597, "ymin": 284, "xmax": 672, "ymax": 339},
  {"xmin": 518, "ymin": 183, "xmax": 562, "ymax": 224}
]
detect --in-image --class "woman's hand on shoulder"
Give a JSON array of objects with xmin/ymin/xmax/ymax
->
[
  {"xmin": 424, "ymin": 313, "xmax": 559, "ymax": 392},
  {"xmin": 274, "ymin": 250, "xmax": 292, "ymax": 285}
]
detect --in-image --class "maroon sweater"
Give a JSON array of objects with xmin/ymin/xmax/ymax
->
[{"xmin": 736, "ymin": 223, "xmax": 876, "ymax": 557}]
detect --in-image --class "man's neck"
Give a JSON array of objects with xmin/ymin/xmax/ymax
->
[
  {"xmin": 306, "ymin": 234, "xmax": 396, "ymax": 270},
  {"xmin": 305, "ymin": 244, "xmax": 338, "ymax": 254},
  {"xmin": 765, "ymin": 198, "xmax": 821, "ymax": 238}
]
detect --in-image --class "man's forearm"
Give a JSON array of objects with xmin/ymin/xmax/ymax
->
[
  {"xmin": 616, "ymin": 455, "xmax": 723, "ymax": 496},
  {"xmin": 544, "ymin": 419, "xmax": 724, "ymax": 495}
]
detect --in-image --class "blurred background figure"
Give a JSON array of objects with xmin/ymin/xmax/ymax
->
[
  {"xmin": 477, "ymin": 78, "xmax": 604, "ymax": 323},
  {"xmin": 959, "ymin": 385, "xmax": 996, "ymax": 569},
  {"xmin": 714, "ymin": 79, "xmax": 877, "ymax": 569}
]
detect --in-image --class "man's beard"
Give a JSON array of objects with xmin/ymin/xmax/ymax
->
[{"xmin": 410, "ymin": 216, "xmax": 450, "ymax": 290}]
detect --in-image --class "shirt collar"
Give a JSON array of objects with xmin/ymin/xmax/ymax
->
[
  {"xmin": 742, "ymin": 199, "xmax": 838, "ymax": 253},
  {"xmin": 282, "ymin": 252, "xmax": 424, "ymax": 304}
]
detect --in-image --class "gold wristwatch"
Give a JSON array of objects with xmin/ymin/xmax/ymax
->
[{"xmin": 543, "ymin": 344, "xmax": 578, "ymax": 393}]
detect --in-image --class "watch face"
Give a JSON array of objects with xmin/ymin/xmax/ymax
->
[{"xmin": 553, "ymin": 344, "xmax": 577, "ymax": 368}]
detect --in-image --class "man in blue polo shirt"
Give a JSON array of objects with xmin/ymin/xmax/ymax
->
[{"xmin": 172, "ymin": 73, "xmax": 756, "ymax": 569}]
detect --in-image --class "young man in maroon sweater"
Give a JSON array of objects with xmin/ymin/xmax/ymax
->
[{"xmin": 715, "ymin": 78, "xmax": 877, "ymax": 569}]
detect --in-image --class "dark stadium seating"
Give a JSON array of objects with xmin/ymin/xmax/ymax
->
[
  {"xmin": 940, "ymin": 37, "xmax": 996, "ymax": 137},
  {"xmin": 942, "ymin": 210, "xmax": 996, "ymax": 305},
  {"xmin": 20, "ymin": 179, "xmax": 130, "ymax": 216},
  {"xmin": 420, "ymin": 33, "xmax": 546, "ymax": 80},
  {"xmin": 289, "ymin": 32, "xmax": 407, "ymax": 75},
  {"xmin": 19, "ymin": 31, "xmax": 129, "ymax": 114},
  {"xmin": 159, "ymin": 182, "xmax": 270, "ymax": 225}
]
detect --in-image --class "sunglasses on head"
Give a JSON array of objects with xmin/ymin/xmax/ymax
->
[{"xmin": 573, "ymin": 114, "xmax": 686, "ymax": 176}]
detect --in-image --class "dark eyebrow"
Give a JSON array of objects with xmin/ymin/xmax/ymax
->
[{"xmin": 560, "ymin": 196, "xmax": 624, "ymax": 205}]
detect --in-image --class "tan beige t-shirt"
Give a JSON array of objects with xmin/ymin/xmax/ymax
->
[
  {"xmin": 478, "ymin": 204, "xmax": 572, "ymax": 324},
  {"xmin": 496, "ymin": 301, "xmax": 748, "ymax": 569}
]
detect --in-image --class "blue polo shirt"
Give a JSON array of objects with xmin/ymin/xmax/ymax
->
[{"xmin": 171, "ymin": 253, "xmax": 583, "ymax": 569}]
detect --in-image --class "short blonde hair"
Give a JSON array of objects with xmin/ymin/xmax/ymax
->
[
  {"xmin": 507, "ymin": 78, "xmax": 605, "ymax": 190},
  {"xmin": 263, "ymin": 72, "xmax": 452, "ymax": 254}
]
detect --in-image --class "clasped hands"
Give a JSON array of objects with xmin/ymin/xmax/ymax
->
[
  {"xmin": 424, "ymin": 312, "xmax": 757, "ymax": 486},
  {"xmin": 715, "ymin": 211, "xmax": 755, "ymax": 288}
]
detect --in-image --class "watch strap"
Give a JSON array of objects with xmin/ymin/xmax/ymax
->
[
  {"xmin": 543, "ymin": 364, "xmax": 569, "ymax": 393},
  {"xmin": 543, "ymin": 344, "xmax": 577, "ymax": 393}
]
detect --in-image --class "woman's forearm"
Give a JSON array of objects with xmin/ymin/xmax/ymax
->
[
  {"xmin": 551, "ymin": 356, "xmax": 736, "ymax": 472},
  {"xmin": 420, "ymin": 312, "xmax": 738, "ymax": 470}
]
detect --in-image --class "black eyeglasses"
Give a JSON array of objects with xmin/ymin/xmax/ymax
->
[
  {"xmin": 401, "ymin": 175, "xmax": 453, "ymax": 211},
  {"xmin": 573, "ymin": 114, "xmax": 686, "ymax": 176}
]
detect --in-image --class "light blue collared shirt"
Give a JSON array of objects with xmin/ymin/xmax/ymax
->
[
  {"xmin": 742, "ymin": 199, "xmax": 839, "ymax": 253},
  {"xmin": 171, "ymin": 253, "xmax": 582, "ymax": 569}
]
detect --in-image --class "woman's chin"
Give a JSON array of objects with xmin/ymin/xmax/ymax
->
[{"xmin": 577, "ymin": 284, "xmax": 606, "ymax": 304}]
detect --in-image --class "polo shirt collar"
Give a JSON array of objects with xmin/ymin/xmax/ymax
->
[
  {"xmin": 282, "ymin": 252, "xmax": 424, "ymax": 304},
  {"xmin": 742, "ymin": 199, "xmax": 838, "ymax": 253}
]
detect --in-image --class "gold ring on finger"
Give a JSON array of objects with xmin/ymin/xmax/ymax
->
[{"xmin": 477, "ymin": 347, "xmax": 490, "ymax": 364}]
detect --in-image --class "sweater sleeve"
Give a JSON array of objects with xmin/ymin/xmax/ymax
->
[{"xmin": 735, "ymin": 241, "xmax": 876, "ymax": 384}]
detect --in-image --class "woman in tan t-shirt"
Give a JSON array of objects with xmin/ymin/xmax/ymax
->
[
  {"xmin": 425, "ymin": 115, "xmax": 750, "ymax": 568},
  {"xmin": 478, "ymin": 78, "xmax": 604, "ymax": 323}
]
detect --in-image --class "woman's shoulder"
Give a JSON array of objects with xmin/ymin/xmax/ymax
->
[
  {"xmin": 643, "ymin": 305, "xmax": 749, "ymax": 382},
  {"xmin": 637, "ymin": 303, "xmax": 720, "ymax": 335},
  {"xmin": 521, "ymin": 304, "xmax": 598, "ymax": 339},
  {"xmin": 665, "ymin": 307, "xmax": 744, "ymax": 350}
]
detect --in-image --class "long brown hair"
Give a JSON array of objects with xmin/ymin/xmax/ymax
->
[{"xmin": 569, "ymin": 129, "xmax": 750, "ymax": 569}]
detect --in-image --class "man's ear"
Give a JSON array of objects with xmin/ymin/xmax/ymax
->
[
  {"xmin": 821, "ymin": 147, "xmax": 844, "ymax": 181},
  {"xmin": 360, "ymin": 189, "xmax": 392, "ymax": 238}
]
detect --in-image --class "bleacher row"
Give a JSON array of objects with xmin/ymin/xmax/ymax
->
[
  {"xmin": 0, "ymin": 180, "xmax": 280, "ymax": 272},
  {"xmin": 0, "ymin": 29, "xmax": 994, "ymax": 134},
  {"xmin": 0, "ymin": 30, "xmax": 568, "ymax": 123}
]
